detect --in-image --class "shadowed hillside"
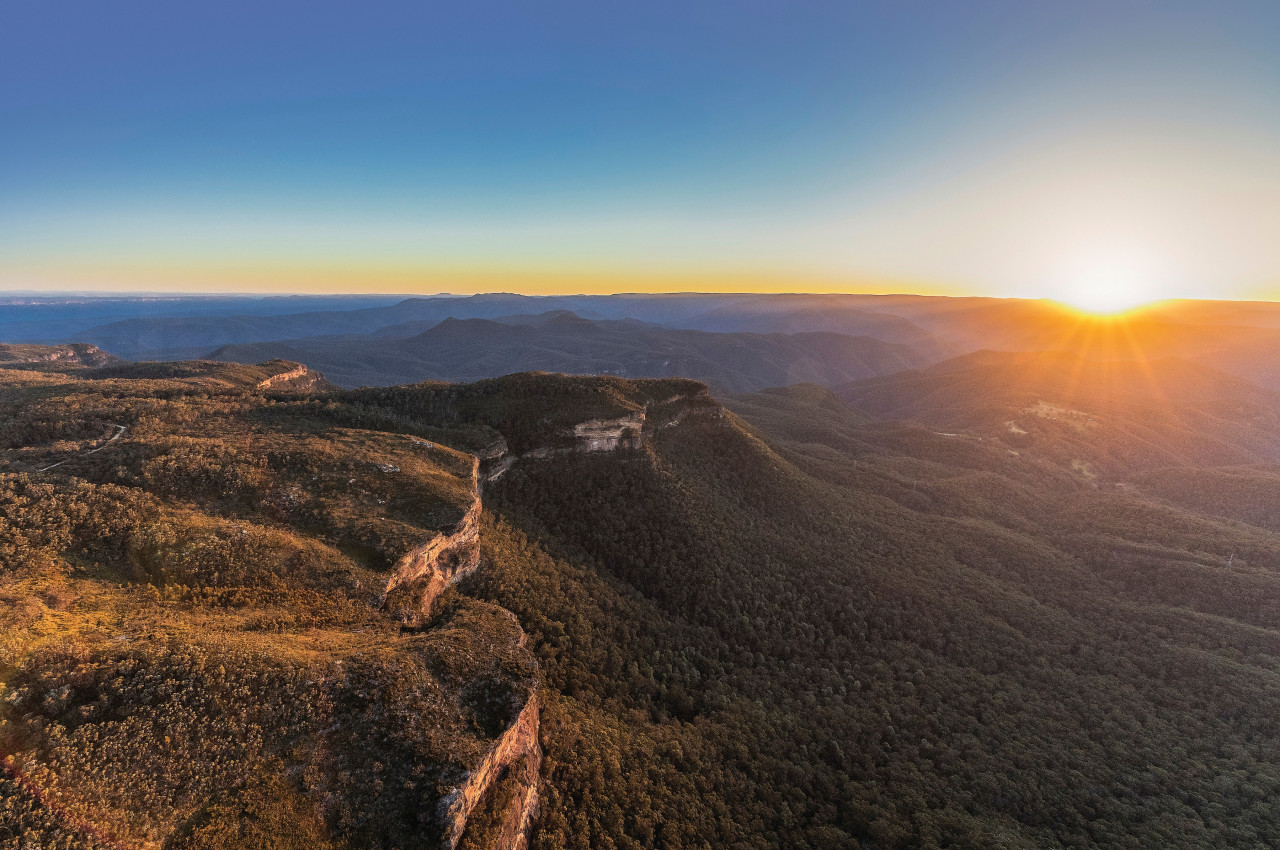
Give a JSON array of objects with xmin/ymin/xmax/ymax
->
[{"xmin": 10, "ymin": 354, "xmax": 1280, "ymax": 847}]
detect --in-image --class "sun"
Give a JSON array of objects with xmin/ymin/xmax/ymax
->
[{"xmin": 1051, "ymin": 257, "xmax": 1162, "ymax": 316}]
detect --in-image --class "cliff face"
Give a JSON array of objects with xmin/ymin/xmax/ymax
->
[
  {"xmin": 439, "ymin": 692, "xmax": 543, "ymax": 850},
  {"xmin": 372, "ymin": 454, "xmax": 540, "ymax": 849},
  {"xmin": 254, "ymin": 360, "xmax": 333, "ymax": 391},
  {"xmin": 384, "ymin": 386, "xmax": 723, "ymax": 846},
  {"xmin": 383, "ymin": 492, "xmax": 483, "ymax": 623},
  {"xmin": 0, "ymin": 342, "xmax": 117, "ymax": 366},
  {"xmin": 483, "ymin": 389, "xmax": 720, "ymax": 481},
  {"xmin": 572, "ymin": 412, "xmax": 646, "ymax": 451}
]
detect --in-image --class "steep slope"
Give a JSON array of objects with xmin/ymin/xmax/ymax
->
[
  {"xmin": 837, "ymin": 350, "xmax": 1280, "ymax": 474},
  {"xmin": 463, "ymin": 378, "xmax": 1280, "ymax": 848}
]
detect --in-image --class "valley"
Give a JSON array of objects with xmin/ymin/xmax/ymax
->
[
  {"xmin": 13, "ymin": 1, "xmax": 1280, "ymax": 845},
  {"xmin": 7, "ymin": 340, "xmax": 1280, "ymax": 846}
]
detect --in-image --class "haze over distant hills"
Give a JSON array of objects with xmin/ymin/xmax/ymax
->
[
  {"xmin": 13, "ymin": 334, "xmax": 1280, "ymax": 846},
  {"xmin": 10, "ymin": 291, "xmax": 1280, "ymax": 847},
  {"xmin": 13, "ymin": 292, "xmax": 1280, "ymax": 396},
  {"xmin": 207, "ymin": 309, "xmax": 955, "ymax": 391}
]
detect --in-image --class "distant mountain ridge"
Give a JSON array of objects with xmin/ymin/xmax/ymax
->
[
  {"xmin": 16, "ymin": 291, "xmax": 1280, "ymax": 398},
  {"xmin": 208, "ymin": 309, "xmax": 951, "ymax": 391},
  {"xmin": 52, "ymin": 293, "xmax": 952, "ymax": 358}
]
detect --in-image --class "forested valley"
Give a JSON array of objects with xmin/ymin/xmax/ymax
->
[{"xmin": 5, "ymin": 352, "xmax": 1280, "ymax": 848}]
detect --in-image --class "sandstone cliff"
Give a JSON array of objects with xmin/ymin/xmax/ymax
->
[
  {"xmin": 254, "ymin": 360, "xmax": 334, "ymax": 391},
  {"xmin": 383, "ymin": 491, "xmax": 483, "ymax": 624},
  {"xmin": 382, "ymin": 390, "xmax": 723, "ymax": 845},
  {"xmin": 440, "ymin": 692, "xmax": 543, "ymax": 850},
  {"xmin": 482, "ymin": 388, "xmax": 721, "ymax": 481},
  {"xmin": 0, "ymin": 342, "xmax": 117, "ymax": 366},
  {"xmin": 572, "ymin": 411, "xmax": 646, "ymax": 451}
]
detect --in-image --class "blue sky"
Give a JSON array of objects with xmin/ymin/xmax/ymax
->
[{"xmin": 4, "ymin": 1, "xmax": 1280, "ymax": 297}]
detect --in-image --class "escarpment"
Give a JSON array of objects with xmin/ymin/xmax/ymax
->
[
  {"xmin": 0, "ymin": 342, "xmax": 118, "ymax": 366},
  {"xmin": 571, "ymin": 411, "xmax": 646, "ymax": 451},
  {"xmin": 430, "ymin": 383, "xmax": 724, "ymax": 848},
  {"xmin": 483, "ymin": 387, "xmax": 723, "ymax": 480},
  {"xmin": 440, "ymin": 692, "xmax": 543, "ymax": 850},
  {"xmin": 254, "ymin": 359, "xmax": 334, "ymax": 391},
  {"xmin": 0, "ymin": 367, "xmax": 743, "ymax": 849},
  {"xmin": 379, "ymin": 384, "xmax": 715, "ymax": 845},
  {"xmin": 383, "ymin": 490, "xmax": 484, "ymax": 624},
  {"xmin": 361, "ymin": 458, "xmax": 540, "ymax": 848},
  {"xmin": 377, "ymin": 464, "xmax": 540, "ymax": 847},
  {"xmin": 256, "ymin": 363, "xmax": 310, "ymax": 388}
]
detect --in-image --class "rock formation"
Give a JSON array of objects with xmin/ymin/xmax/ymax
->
[
  {"xmin": 0, "ymin": 342, "xmax": 117, "ymax": 366},
  {"xmin": 438, "ymin": 693, "xmax": 543, "ymax": 850},
  {"xmin": 572, "ymin": 412, "xmax": 646, "ymax": 451},
  {"xmin": 482, "ymin": 389, "xmax": 721, "ymax": 481},
  {"xmin": 382, "ymin": 492, "xmax": 483, "ymax": 623},
  {"xmin": 383, "ymin": 391, "xmax": 723, "ymax": 846},
  {"xmin": 255, "ymin": 361, "xmax": 326, "ymax": 390}
]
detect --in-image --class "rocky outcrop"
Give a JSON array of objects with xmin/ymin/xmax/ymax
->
[
  {"xmin": 375, "ymin": 447, "xmax": 541, "ymax": 848},
  {"xmin": 439, "ymin": 692, "xmax": 542, "ymax": 850},
  {"xmin": 384, "ymin": 388, "xmax": 721, "ymax": 846},
  {"xmin": 477, "ymin": 437, "xmax": 509, "ymax": 462},
  {"xmin": 255, "ymin": 362, "xmax": 314, "ymax": 389},
  {"xmin": 481, "ymin": 390, "xmax": 720, "ymax": 482},
  {"xmin": 0, "ymin": 343, "xmax": 117, "ymax": 366},
  {"xmin": 382, "ymin": 492, "xmax": 483, "ymax": 623},
  {"xmin": 572, "ymin": 412, "xmax": 646, "ymax": 451},
  {"xmin": 482, "ymin": 455, "xmax": 516, "ymax": 484}
]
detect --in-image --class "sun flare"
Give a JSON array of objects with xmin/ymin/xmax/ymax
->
[{"xmin": 1052, "ymin": 257, "xmax": 1163, "ymax": 316}]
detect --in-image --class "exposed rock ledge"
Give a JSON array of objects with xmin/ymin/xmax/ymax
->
[
  {"xmin": 255, "ymin": 362, "xmax": 314, "ymax": 389},
  {"xmin": 382, "ymin": 487, "xmax": 483, "ymax": 623},
  {"xmin": 377, "ymin": 453, "xmax": 541, "ymax": 848},
  {"xmin": 572, "ymin": 411, "xmax": 646, "ymax": 451},
  {"xmin": 0, "ymin": 342, "xmax": 117, "ymax": 366},
  {"xmin": 380, "ymin": 391, "xmax": 717, "ymax": 843},
  {"xmin": 484, "ymin": 390, "xmax": 722, "ymax": 482},
  {"xmin": 439, "ymin": 692, "xmax": 543, "ymax": 850}
]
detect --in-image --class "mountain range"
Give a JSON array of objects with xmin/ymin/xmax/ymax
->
[
  {"xmin": 10, "ymin": 295, "xmax": 1280, "ymax": 846},
  {"xmin": 207, "ymin": 310, "xmax": 955, "ymax": 391},
  {"xmin": 13, "ymin": 292, "xmax": 1280, "ymax": 397}
]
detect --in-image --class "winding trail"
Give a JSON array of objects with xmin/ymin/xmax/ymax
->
[{"xmin": 37, "ymin": 424, "xmax": 127, "ymax": 472}]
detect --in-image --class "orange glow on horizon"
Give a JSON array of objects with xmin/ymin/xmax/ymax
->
[
  {"xmin": 1051, "ymin": 298, "xmax": 1173, "ymax": 321},
  {"xmin": 1, "ymin": 260, "xmax": 970, "ymax": 298},
  {"xmin": 6, "ymin": 259, "xmax": 1280, "ymax": 304}
]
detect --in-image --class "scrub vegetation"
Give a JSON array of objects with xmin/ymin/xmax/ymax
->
[{"xmin": 7, "ymin": 351, "xmax": 1280, "ymax": 848}]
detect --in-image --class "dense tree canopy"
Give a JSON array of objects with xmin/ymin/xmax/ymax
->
[{"xmin": 6, "ymin": 359, "xmax": 1280, "ymax": 848}]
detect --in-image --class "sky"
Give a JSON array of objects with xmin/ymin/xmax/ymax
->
[{"xmin": 4, "ymin": 1, "xmax": 1280, "ymax": 300}]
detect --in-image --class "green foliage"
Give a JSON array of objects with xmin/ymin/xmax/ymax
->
[
  {"xmin": 335, "ymin": 372, "xmax": 704, "ymax": 453},
  {"xmin": 12, "ymin": 357, "xmax": 1280, "ymax": 849},
  {"xmin": 464, "ymin": 386, "xmax": 1280, "ymax": 848}
]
